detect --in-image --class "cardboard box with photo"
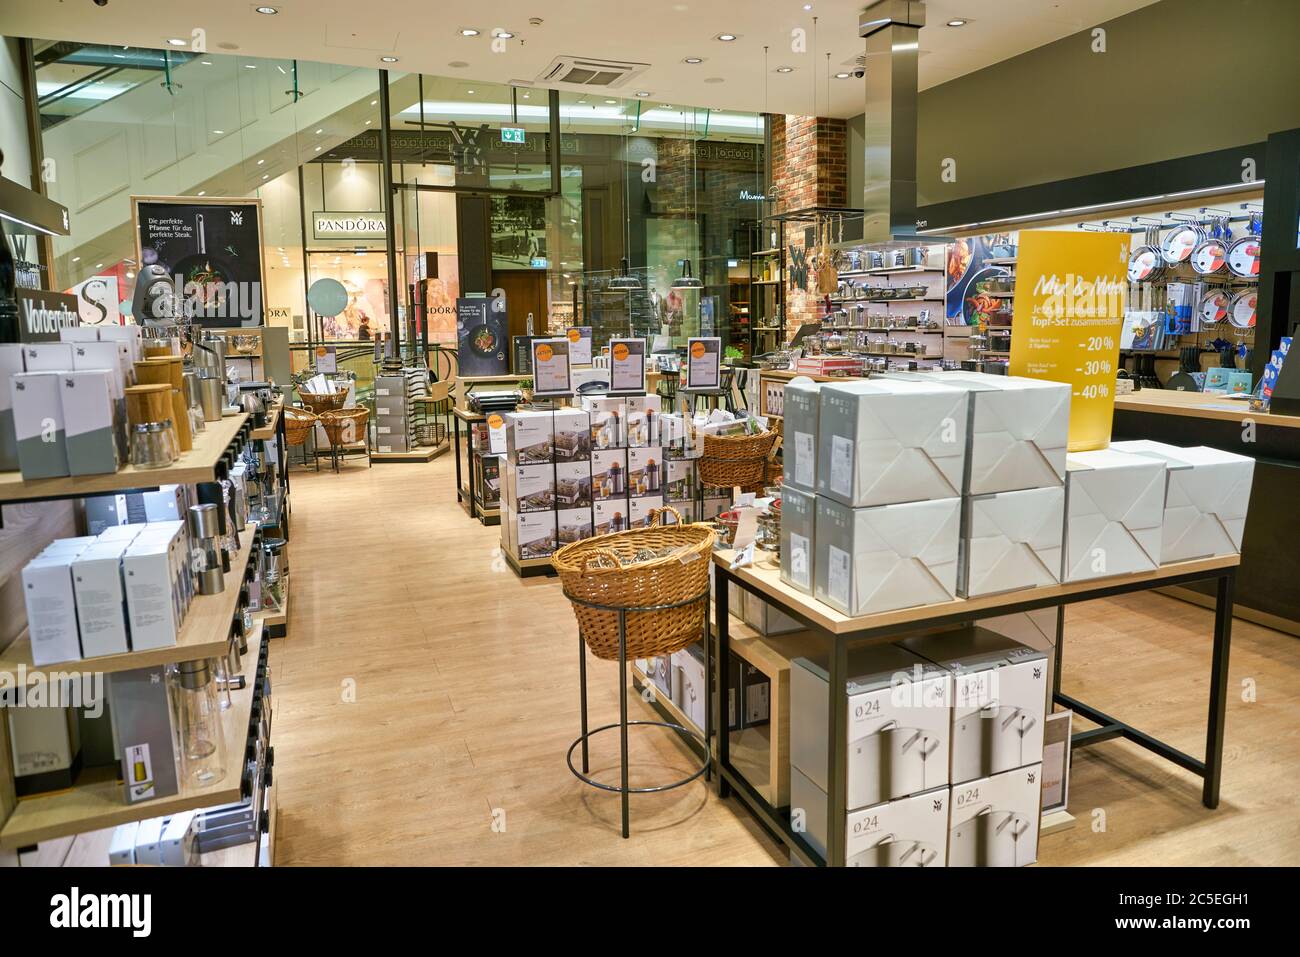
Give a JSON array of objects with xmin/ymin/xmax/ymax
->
[
  {"xmin": 557, "ymin": 507, "xmax": 594, "ymax": 545},
  {"xmin": 627, "ymin": 446, "xmax": 665, "ymax": 498},
  {"xmin": 554, "ymin": 460, "xmax": 592, "ymax": 508},
  {"xmin": 552, "ymin": 408, "xmax": 592, "ymax": 462},
  {"xmin": 591, "ymin": 448, "xmax": 627, "ymax": 500},
  {"xmin": 593, "ymin": 500, "xmax": 628, "ymax": 535},
  {"xmin": 504, "ymin": 409, "xmax": 554, "ymax": 464}
]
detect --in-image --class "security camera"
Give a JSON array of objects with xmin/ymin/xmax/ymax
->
[
  {"xmin": 93, "ymin": 0, "xmax": 109, "ymax": 6},
  {"xmin": 852, "ymin": 67, "xmax": 865, "ymax": 79}
]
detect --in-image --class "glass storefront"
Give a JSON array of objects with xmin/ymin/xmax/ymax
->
[{"xmin": 34, "ymin": 39, "xmax": 764, "ymax": 359}]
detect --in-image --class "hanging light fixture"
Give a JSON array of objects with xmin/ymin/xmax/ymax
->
[
  {"xmin": 610, "ymin": 256, "xmax": 641, "ymax": 290},
  {"xmin": 672, "ymin": 259, "xmax": 703, "ymax": 288}
]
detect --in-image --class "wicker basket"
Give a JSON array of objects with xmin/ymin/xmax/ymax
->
[
  {"xmin": 319, "ymin": 408, "xmax": 368, "ymax": 446},
  {"xmin": 284, "ymin": 407, "xmax": 317, "ymax": 448},
  {"xmin": 414, "ymin": 421, "xmax": 447, "ymax": 448},
  {"xmin": 553, "ymin": 506, "xmax": 715, "ymax": 661},
  {"xmin": 698, "ymin": 430, "xmax": 777, "ymax": 491},
  {"xmin": 298, "ymin": 388, "xmax": 349, "ymax": 414}
]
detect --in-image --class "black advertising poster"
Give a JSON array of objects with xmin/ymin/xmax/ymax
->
[
  {"xmin": 16, "ymin": 289, "xmax": 79, "ymax": 342},
  {"xmin": 456, "ymin": 297, "xmax": 509, "ymax": 376},
  {"xmin": 133, "ymin": 196, "xmax": 266, "ymax": 328}
]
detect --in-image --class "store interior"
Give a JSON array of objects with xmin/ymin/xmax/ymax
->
[{"xmin": 1, "ymin": 0, "xmax": 1299, "ymax": 876}]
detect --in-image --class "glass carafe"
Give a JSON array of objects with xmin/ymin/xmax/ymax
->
[{"xmin": 170, "ymin": 660, "xmax": 227, "ymax": 787}]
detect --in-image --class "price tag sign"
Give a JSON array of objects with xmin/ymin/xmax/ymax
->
[
  {"xmin": 315, "ymin": 345, "xmax": 337, "ymax": 374},
  {"xmin": 566, "ymin": 326, "xmax": 593, "ymax": 365},
  {"xmin": 609, "ymin": 338, "xmax": 646, "ymax": 394},
  {"xmin": 486, "ymin": 413, "xmax": 507, "ymax": 454},
  {"xmin": 531, "ymin": 337, "xmax": 572, "ymax": 398},
  {"xmin": 1009, "ymin": 231, "xmax": 1129, "ymax": 452},
  {"xmin": 686, "ymin": 337, "xmax": 721, "ymax": 391},
  {"xmin": 730, "ymin": 542, "xmax": 756, "ymax": 570}
]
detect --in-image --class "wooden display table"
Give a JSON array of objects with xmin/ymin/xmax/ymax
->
[{"xmin": 710, "ymin": 549, "xmax": 1239, "ymax": 867}]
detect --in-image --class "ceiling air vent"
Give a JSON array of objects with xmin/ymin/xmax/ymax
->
[{"xmin": 536, "ymin": 56, "xmax": 649, "ymax": 89}]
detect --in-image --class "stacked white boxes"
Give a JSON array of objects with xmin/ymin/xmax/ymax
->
[
  {"xmin": 1062, "ymin": 448, "xmax": 1166, "ymax": 581},
  {"xmin": 501, "ymin": 407, "xmax": 602, "ymax": 559},
  {"xmin": 374, "ymin": 369, "xmax": 429, "ymax": 453},
  {"xmin": 790, "ymin": 645, "xmax": 953, "ymax": 866}
]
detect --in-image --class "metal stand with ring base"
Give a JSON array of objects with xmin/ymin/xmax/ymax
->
[{"xmin": 565, "ymin": 589, "xmax": 712, "ymax": 839}]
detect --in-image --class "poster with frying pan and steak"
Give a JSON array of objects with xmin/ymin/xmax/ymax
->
[{"xmin": 131, "ymin": 195, "xmax": 267, "ymax": 328}]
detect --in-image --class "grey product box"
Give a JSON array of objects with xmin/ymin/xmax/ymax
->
[
  {"xmin": 554, "ymin": 460, "xmax": 592, "ymax": 508},
  {"xmin": 0, "ymin": 343, "xmax": 27, "ymax": 471},
  {"xmin": 513, "ymin": 462, "xmax": 556, "ymax": 512},
  {"xmin": 11, "ymin": 371, "xmax": 69, "ymax": 479},
  {"xmin": 556, "ymin": 506, "xmax": 594, "ymax": 545},
  {"xmin": 552, "ymin": 408, "xmax": 591, "ymax": 462},
  {"xmin": 505, "ymin": 409, "xmax": 554, "ymax": 464},
  {"xmin": 783, "ymin": 376, "xmax": 822, "ymax": 494},
  {"xmin": 61, "ymin": 370, "xmax": 119, "ymax": 476},
  {"xmin": 108, "ymin": 666, "xmax": 180, "ymax": 804},
  {"xmin": 651, "ymin": 655, "xmax": 673, "ymax": 700},
  {"xmin": 663, "ymin": 458, "xmax": 697, "ymax": 503},
  {"xmin": 6, "ymin": 697, "xmax": 81, "ymax": 796},
  {"xmin": 741, "ymin": 660, "xmax": 771, "ymax": 726},
  {"xmin": 791, "ymin": 764, "xmax": 829, "ymax": 858},
  {"xmin": 779, "ymin": 485, "xmax": 816, "ymax": 594}
]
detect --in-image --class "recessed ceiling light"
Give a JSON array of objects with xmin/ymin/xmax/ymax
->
[
  {"xmin": 256, "ymin": 159, "xmax": 264, "ymax": 165},
  {"xmin": 466, "ymin": 89, "xmax": 475, "ymax": 94},
  {"xmin": 776, "ymin": 66, "xmax": 794, "ymax": 73},
  {"xmin": 834, "ymin": 72, "xmax": 851, "ymax": 79},
  {"xmin": 495, "ymin": 30, "xmax": 514, "ymax": 39},
  {"xmin": 212, "ymin": 129, "xmax": 225, "ymax": 135},
  {"xmin": 315, "ymin": 128, "xmax": 323, "ymax": 134},
  {"xmin": 314, "ymin": 146, "xmax": 321, "ymax": 151},
  {"xmin": 255, "ymin": 5, "xmax": 278, "ymax": 14},
  {"xmin": 522, "ymin": 92, "xmax": 530, "ymax": 98},
  {"xmin": 244, "ymin": 64, "xmax": 257, "ymax": 69},
  {"xmin": 448, "ymin": 60, "xmax": 469, "ymax": 68},
  {"xmin": 370, "ymin": 99, "xmax": 377, "ymax": 105},
  {"xmin": 365, "ymin": 119, "xmax": 372, "ymax": 124},
  {"xmin": 803, "ymin": 3, "xmax": 813, "ymax": 9},
  {"xmin": 200, "ymin": 60, "xmax": 212, "ymax": 65},
  {"xmin": 95, "ymin": 263, "xmax": 103, "ymax": 269},
  {"xmin": 167, "ymin": 39, "xmax": 188, "ymax": 47},
  {"xmin": 946, "ymin": 18, "xmax": 968, "ymax": 27},
  {"xmin": 460, "ymin": 28, "xmax": 480, "ymax": 36},
  {"xmin": 262, "ymin": 174, "xmax": 269, "ymax": 180},
  {"xmin": 605, "ymin": 99, "xmax": 617, "ymax": 104},
  {"xmin": 683, "ymin": 57, "xmax": 703, "ymax": 64},
  {"xmin": 380, "ymin": 56, "xmax": 399, "ymax": 63},
  {"xmin": 197, "ymin": 191, "xmax": 206, "ymax": 196},
  {"xmin": 716, "ymin": 33, "xmax": 738, "ymax": 41},
  {"xmin": 71, "ymin": 256, "xmax": 80, "ymax": 263}
]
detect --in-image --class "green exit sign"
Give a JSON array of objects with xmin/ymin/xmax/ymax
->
[{"xmin": 501, "ymin": 127, "xmax": 526, "ymax": 144}]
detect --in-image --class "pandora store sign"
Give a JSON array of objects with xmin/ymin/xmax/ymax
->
[{"xmin": 312, "ymin": 211, "xmax": 387, "ymax": 240}]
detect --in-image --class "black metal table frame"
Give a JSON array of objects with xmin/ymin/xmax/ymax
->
[
  {"xmin": 712, "ymin": 560, "xmax": 1237, "ymax": 867},
  {"xmin": 568, "ymin": 588, "xmax": 712, "ymax": 839},
  {"xmin": 452, "ymin": 411, "xmax": 497, "ymax": 524}
]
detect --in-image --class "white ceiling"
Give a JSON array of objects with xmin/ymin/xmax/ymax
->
[{"xmin": 5, "ymin": 0, "xmax": 1161, "ymax": 117}]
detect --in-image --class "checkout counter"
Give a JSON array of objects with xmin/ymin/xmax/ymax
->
[{"xmin": 1113, "ymin": 389, "xmax": 1300, "ymax": 633}]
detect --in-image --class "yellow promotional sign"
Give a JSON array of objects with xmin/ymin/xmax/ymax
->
[{"xmin": 1008, "ymin": 231, "xmax": 1130, "ymax": 451}]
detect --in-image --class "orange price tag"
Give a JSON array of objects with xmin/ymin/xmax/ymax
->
[
  {"xmin": 535, "ymin": 343, "xmax": 554, "ymax": 362},
  {"xmin": 612, "ymin": 343, "xmax": 630, "ymax": 361},
  {"xmin": 690, "ymin": 342, "xmax": 706, "ymax": 359},
  {"xmin": 567, "ymin": 328, "xmax": 581, "ymax": 343}
]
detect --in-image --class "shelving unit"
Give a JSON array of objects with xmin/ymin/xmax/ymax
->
[
  {"xmin": 0, "ymin": 617, "xmax": 265, "ymax": 850},
  {"xmin": 749, "ymin": 233, "xmax": 786, "ymax": 357}
]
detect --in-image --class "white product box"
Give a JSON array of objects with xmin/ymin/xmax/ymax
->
[
  {"xmin": 108, "ymin": 821, "xmax": 140, "ymax": 865},
  {"xmin": 40, "ymin": 535, "xmax": 98, "ymax": 556},
  {"xmin": 651, "ymin": 654, "xmax": 673, "ymax": 700},
  {"xmin": 61, "ymin": 369, "xmax": 118, "ymax": 475},
  {"xmin": 783, "ymin": 376, "xmax": 822, "ymax": 494},
  {"xmin": 6, "ymin": 693, "xmax": 79, "ymax": 787},
  {"xmin": 85, "ymin": 495, "xmax": 130, "ymax": 535},
  {"xmin": 0, "ymin": 343, "xmax": 26, "ymax": 471},
  {"xmin": 71, "ymin": 340, "xmax": 129, "ymax": 397},
  {"xmin": 961, "ymin": 486, "xmax": 1064, "ymax": 597},
  {"xmin": 677, "ymin": 642, "xmax": 707, "ymax": 731},
  {"xmin": 901, "ymin": 627, "xmax": 1048, "ymax": 784},
  {"xmin": 59, "ymin": 326, "xmax": 101, "ymax": 343},
  {"xmin": 625, "ymin": 394, "xmax": 662, "ymax": 447},
  {"xmin": 22, "ymin": 553, "xmax": 83, "ymax": 665},
  {"xmin": 1063, "ymin": 449, "xmax": 1165, "ymax": 581},
  {"xmin": 11, "ymin": 371, "xmax": 69, "ymax": 479},
  {"xmin": 627, "ymin": 446, "xmax": 665, "ymax": 497},
  {"xmin": 593, "ymin": 499, "xmax": 628, "ymax": 535},
  {"xmin": 72, "ymin": 541, "xmax": 132, "ymax": 657},
  {"xmin": 591, "ymin": 448, "xmax": 627, "ymax": 500},
  {"xmin": 123, "ymin": 534, "xmax": 184, "ymax": 650},
  {"xmin": 1110, "ymin": 440, "xmax": 1254, "ymax": 563},
  {"xmin": 161, "ymin": 811, "xmax": 198, "ymax": 867},
  {"xmin": 741, "ymin": 589, "xmax": 802, "ymax": 636},
  {"xmin": 22, "ymin": 342, "xmax": 74, "ymax": 372},
  {"xmin": 659, "ymin": 412, "xmax": 693, "ymax": 457},
  {"xmin": 791, "ymin": 645, "xmax": 952, "ymax": 811},
  {"xmin": 791, "ymin": 767, "xmax": 949, "ymax": 867},
  {"xmin": 97, "ymin": 323, "xmax": 144, "ymax": 364},
  {"xmin": 557, "ymin": 506, "xmax": 594, "ymax": 545},
  {"xmin": 553, "ymin": 460, "xmax": 592, "ymax": 508},
  {"xmin": 514, "ymin": 510, "xmax": 556, "ymax": 560},
  {"xmin": 583, "ymin": 396, "xmax": 625, "ymax": 450},
  {"xmin": 814, "ymin": 495, "xmax": 961, "ymax": 616},
  {"xmin": 663, "ymin": 458, "xmax": 697, "ymax": 502},
  {"xmin": 510, "ymin": 462, "xmax": 555, "ymax": 513},
  {"xmin": 907, "ymin": 371, "xmax": 1069, "ymax": 494},
  {"xmin": 98, "ymin": 522, "xmax": 147, "ymax": 541},
  {"xmin": 701, "ymin": 495, "xmax": 731, "ymax": 521},
  {"xmin": 628, "ymin": 495, "xmax": 664, "ymax": 529},
  {"xmin": 948, "ymin": 764, "xmax": 1043, "ymax": 867},
  {"xmin": 552, "ymin": 408, "xmax": 591, "ymax": 462},
  {"xmin": 504, "ymin": 409, "xmax": 554, "ymax": 464},
  {"xmin": 780, "ymin": 485, "xmax": 816, "ymax": 594},
  {"xmin": 816, "ymin": 378, "xmax": 968, "ymax": 507},
  {"xmin": 134, "ymin": 816, "xmax": 165, "ymax": 866}
]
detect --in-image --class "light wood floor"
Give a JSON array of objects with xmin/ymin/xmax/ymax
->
[{"xmin": 272, "ymin": 453, "xmax": 1300, "ymax": 866}]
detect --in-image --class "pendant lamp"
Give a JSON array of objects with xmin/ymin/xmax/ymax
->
[
  {"xmin": 672, "ymin": 259, "xmax": 703, "ymax": 289},
  {"xmin": 609, "ymin": 256, "xmax": 641, "ymax": 290}
]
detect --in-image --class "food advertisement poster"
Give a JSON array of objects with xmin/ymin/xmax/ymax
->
[
  {"xmin": 946, "ymin": 233, "xmax": 1015, "ymax": 326},
  {"xmin": 531, "ymin": 338, "xmax": 572, "ymax": 397},
  {"xmin": 132, "ymin": 196, "xmax": 266, "ymax": 328},
  {"xmin": 609, "ymin": 338, "xmax": 646, "ymax": 393},
  {"xmin": 686, "ymin": 337, "xmax": 721, "ymax": 390},
  {"xmin": 1009, "ymin": 231, "xmax": 1129, "ymax": 452},
  {"xmin": 456, "ymin": 297, "xmax": 509, "ymax": 376}
]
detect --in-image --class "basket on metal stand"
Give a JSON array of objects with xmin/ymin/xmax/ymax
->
[
  {"xmin": 697, "ymin": 430, "xmax": 777, "ymax": 493},
  {"xmin": 553, "ymin": 506, "xmax": 715, "ymax": 838},
  {"xmin": 298, "ymin": 388, "xmax": 350, "ymax": 415},
  {"xmin": 283, "ymin": 406, "xmax": 319, "ymax": 471}
]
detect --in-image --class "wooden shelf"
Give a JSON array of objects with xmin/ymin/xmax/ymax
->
[
  {"xmin": 839, "ymin": 266, "xmax": 941, "ymax": 278},
  {"xmin": 829, "ymin": 296, "xmax": 943, "ymax": 304},
  {"xmin": 250, "ymin": 400, "xmax": 282, "ymax": 442},
  {"xmin": 631, "ymin": 665, "xmax": 701, "ymax": 737},
  {"xmin": 0, "ymin": 533, "xmax": 257, "ymax": 681},
  {"xmin": 0, "ymin": 413, "xmax": 249, "ymax": 505},
  {"xmin": 0, "ymin": 622, "xmax": 265, "ymax": 850}
]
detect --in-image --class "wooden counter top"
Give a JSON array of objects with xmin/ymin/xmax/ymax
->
[{"xmin": 1114, "ymin": 390, "xmax": 1300, "ymax": 430}]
